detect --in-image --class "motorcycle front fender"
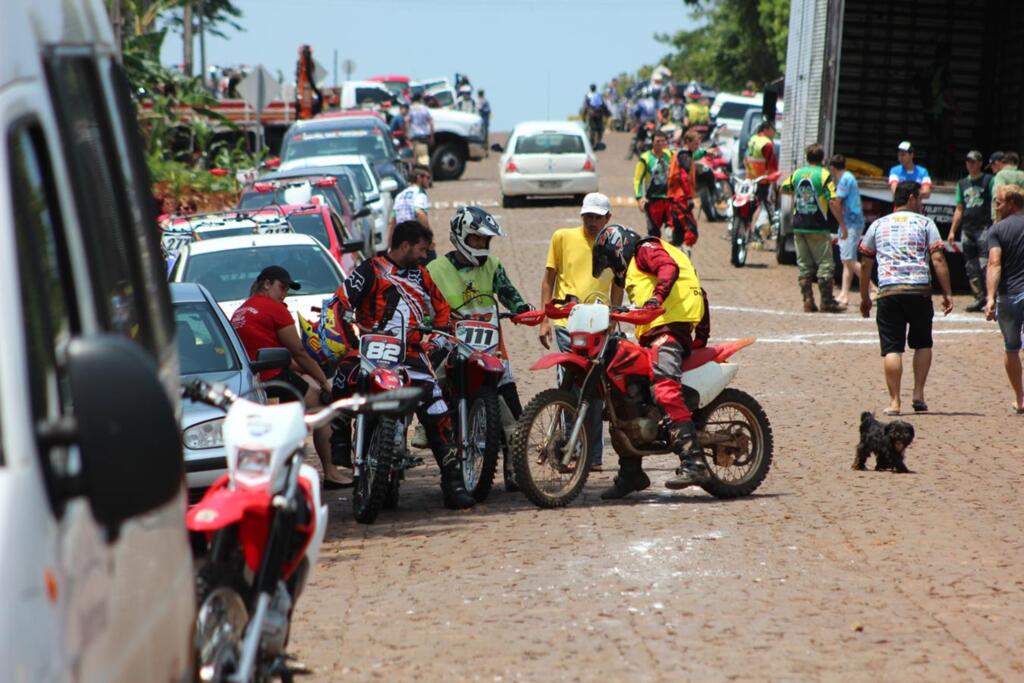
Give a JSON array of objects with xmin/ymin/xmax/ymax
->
[
  {"xmin": 529, "ymin": 352, "xmax": 589, "ymax": 373},
  {"xmin": 186, "ymin": 479, "xmax": 271, "ymax": 532}
]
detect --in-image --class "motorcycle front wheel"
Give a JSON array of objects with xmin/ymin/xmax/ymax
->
[
  {"xmin": 353, "ymin": 417, "xmax": 399, "ymax": 524},
  {"xmin": 511, "ymin": 388, "xmax": 594, "ymax": 508},
  {"xmin": 730, "ymin": 216, "xmax": 750, "ymax": 267},
  {"xmin": 195, "ymin": 562, "xmax": 249, "ymax": 682},
  {"xmin": 696, "ymin": 388, "xmax": 773, "ymax": 498},
  {"xmin": 463, "ymin": 388, "xmax": 501, "ymax": 502}
]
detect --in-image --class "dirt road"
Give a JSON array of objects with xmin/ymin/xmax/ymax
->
[{"xmin": 290, "ymin": 131, "xmax": 1024, "ymax": 682}]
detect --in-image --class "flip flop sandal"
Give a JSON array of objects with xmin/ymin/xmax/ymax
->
[
  {"xmin": 882, "ymin": 408, "xmax": 901, "ymax": 416},
  {"xmin": 912, "ymin": 400, "xmax": 928, "ymax": 413},
  {"xmin": 323, "ymin": 477, "xmax": 354, "ymax": 490},
  {"xmin": 1013, "ymin": 405, "xmax": 1024, "ymax": 415}
]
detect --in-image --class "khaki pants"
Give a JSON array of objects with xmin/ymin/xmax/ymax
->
[
  {"xmin": 795, "ymin": 231, "xmax": 835, "ymax": 282},
  {"xmin": 413, "ymin": 140, "xmax": 431, "ymax": 166}
]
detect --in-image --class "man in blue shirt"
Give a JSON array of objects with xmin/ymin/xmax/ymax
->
[
  {"xmin": 477, "ymin": 89, "xmax": 491, "ymax": 155},
  {"xmin": 888, "ymin": 141, "xmax": 932, "ymax": 199},
  {"xmin": 830, "ymin": 154, "xmax": 869, "ymax": 307}
]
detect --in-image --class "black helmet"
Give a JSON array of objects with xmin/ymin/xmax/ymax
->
[
  {"xmin": 449, "ymin": 205, "xmax": 504, "ymax": 266},
  {"xmin": 592, "ymin": 224, "xmax": 641, "ymax": 287}
]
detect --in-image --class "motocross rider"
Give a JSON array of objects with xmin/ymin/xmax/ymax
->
[
  {"xmin": 426, "ymin": 206, "xmax": 533, "ymax": 488},
  {"xmin": 332, "ymin": 220, "xmax": 476, "ymax": 510},
  {"xmin": 592, "ymin": 224, "xmax": 711, "ymax": 498}
]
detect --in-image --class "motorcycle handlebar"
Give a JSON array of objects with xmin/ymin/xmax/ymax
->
[
  {"xmin": 304, "ymin": 386, "xmax": 426, "ymax": 429},
  {"xmin": 509, "ymin": 304, "xmax": 663, "ymax": 326}
]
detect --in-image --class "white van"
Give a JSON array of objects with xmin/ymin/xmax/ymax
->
[{"xmin": 1, "ymin": 1, "xmax": 194, "ymax": 681}]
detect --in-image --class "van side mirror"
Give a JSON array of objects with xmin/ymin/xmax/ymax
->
[
  {"xmin": 250, "ymin": 347, "xmax": 291, "ymax": 373},
  {"xmin": 379, "ymin": 177, "xmax": 399, "ymax": 194},
  {"xmin": 342, "ymin": 238, "xmax": 365, "ymax": 254},
  {"xmin": 354, "ymin": 206, "xmax": 372, "ymax": 219},
  {"xmin": 42, "ymin": 336, "xmax": 183, "ymax": 539},
  {"xmin": 490, "ymin": 143, "xmax": 504, "ymax": 153}
]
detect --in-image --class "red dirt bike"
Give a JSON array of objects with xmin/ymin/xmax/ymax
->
[
  {"xmin": 509, "ymin": 301, "xmax": 773, "ymax": 508},
  {"xmin": 422, "ymin": 296, "xmax": 519, "ymax": 501},
  {"xmin": 728, "ymin": 170, "xmax": 781, "ymax": 267}
]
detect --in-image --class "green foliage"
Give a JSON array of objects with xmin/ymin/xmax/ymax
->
[
  {"xmin": 654, "ymin": 0, "xmax": 790, "ymax": 91},
  {"xmin": 160, "ymin": 0, "xmax": 244, "ymax": 39}
]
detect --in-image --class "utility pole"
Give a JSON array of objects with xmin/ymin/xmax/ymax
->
[
  {"xmin": 182, "ymin": 3, "xmax": 193, "ymax": 77},
  {"xmin": 111, "ymin": 0, "xmax": 123, "ymax": 55},
  {"xmin": 198, "ymin": 0, "xmax": 207, "ymax": 89}
]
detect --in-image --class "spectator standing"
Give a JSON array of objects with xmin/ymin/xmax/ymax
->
[
  {"xmin": 984, "ymin": 184, "xmax": 1024, "ymax": 413},
  {"xmin": 584, "ymin": 84, "xmax": 607, "ymax": 147},
  {"xmin": 408, "ymin": 92, "xmax": 434, "ymax": 167},
  {"xmin": 859, "ymin": 181, "xmax": 953, "ymax": 415},
  {"xmin": 390, "ymin": 102, "xmax": 409, "ymax": 136},
  {"xmin": 746, "ymin": 120, "xmax": 779, "ymax": 235},
  {"xmin": 634, "ymin": 130, "xmax": 677, "ymax": 240},
  {"xmin": 388, "ymin": 164, "xmax": 432, "ymax": 257},
  {"xmin": 781, "ymin": 143, "xmax": 846, "ymax": 312},
  {"xmin": 539, "ymin": 193, "xmax": 624, "ymax": 470},
  {"xmin": 477, "ymin": 90, "xmax": 491, "ymax": 154},
  {"xmin": 947, "ymin": 150, "xmax": 993, "ymax": 312},
  {"xmin": 990, "ymin": 151, "xmax": 1024, "ymax": 222},
  {"xmin": 888, "ymin": 141, "xmax": 932, "ymax": 199},
  {"xmin": 829, "ymin": 154, "xmax": 868, "ymax": 307}
]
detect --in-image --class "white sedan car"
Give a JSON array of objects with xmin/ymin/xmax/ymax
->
[
  {"xmin": 498, "ymin": 121, "xmax": 598, "ymax": 207},
  {"xmin": 169, "ymin": 233, "xmax": 345, "ymax": 325}
]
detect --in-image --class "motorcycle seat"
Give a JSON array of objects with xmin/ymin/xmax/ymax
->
[{"xmin": 682, "ymin": 337, "xmax": 756, "ymax": 371}]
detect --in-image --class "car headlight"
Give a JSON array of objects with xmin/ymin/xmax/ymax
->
[
  {"xmin": 469, "ymin": 122, "xmax": 482, "ymax": 137},
  {"xmin": 183, "ymin": 418, "xmax": 224, "ymax": 450},
  {"xmin": 237, "ymin": 448, "xmax": 272, "ymax": 478}
]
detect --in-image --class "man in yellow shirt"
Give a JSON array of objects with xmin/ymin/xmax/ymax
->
[{"xmin": 539, "ymin": 192, "xmax": 623, "ymax": 470}]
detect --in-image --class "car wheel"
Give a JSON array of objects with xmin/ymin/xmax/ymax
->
[{"xmin": 431, "ymin": 143, "xmax": 466, "ymax": 181}]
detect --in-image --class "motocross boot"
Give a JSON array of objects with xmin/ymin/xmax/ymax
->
[
  {"xmin": 818, "ymin": 279, "xmax": 847, "ymax": 313},
  {"xmin": 600, "ymin": 456, "xmax": 651, "ymax": 500},
  {"xmin": 330, "ymin": 415, "xmax": 353, "ymax": 468},
  {"xmin": 664, "ymin": 421, "xmax": 710, "ymax": 490},
  {"xmin": 799, "ymin": 277, "xmax": 818, "ymax": 313},
  {"xmin": 438, "ymin": 447, "xmax": 476, "ymax": 510}
]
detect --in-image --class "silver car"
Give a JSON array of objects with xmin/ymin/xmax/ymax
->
[{"xmin": 171, "ymin": 283, "xmax": 289, "ymax": 499}]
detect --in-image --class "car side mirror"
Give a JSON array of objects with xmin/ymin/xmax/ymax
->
[
  {"xmin": 36, "ymin": 336, "xmax": 183, "ymax": 540},
  {"xmin": 490, "ymin": 143, "xmax": 504, "ymax": 153},
  {"xmin": 263, "ymin": 156, "xmax": 281, "ymax": 170},
  {"xmin": 250, "ymin": 347, "xmax": 291, "ymax": 374},
  {"xmin": 380, "ymin": 177, "xmax": 399, "ymax": 194},
  {"xmin": 354, "ymin": 206, "xmax": 372, "ymax": 219},
  {"xmin": 342, "ymin": 238, "xmax": 365, "ymax": 254}
]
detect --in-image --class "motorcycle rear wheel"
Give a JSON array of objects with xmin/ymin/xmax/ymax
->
[
  {"xmin": 463, "ymin": 388, "xmax": 501, "ymax": 502},
  {"xmin": 353, "ymin": 417, "xmax": 398, "ymax": 524},
  {"xmin": 511, "ymin": 388, "xmax": 594, "ymax": 508},
  {"xmin": 696, "ymin": 388, "xmax": 773, "ymax": 498}
]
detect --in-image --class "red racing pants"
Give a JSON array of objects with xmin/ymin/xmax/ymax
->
[
  {"xmin": 644, "ymin": 331, "xmax": 693, "ymax": 423},
  {"xmin": 644, "ymin": 198, "xmax": 697, "ymax": 247}
]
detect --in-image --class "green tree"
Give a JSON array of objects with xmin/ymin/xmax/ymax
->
[{"xmin": 655, "ymin": 0, "xmax": 790, "ymax": 91}]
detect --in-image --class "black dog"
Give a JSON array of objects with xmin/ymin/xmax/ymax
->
[{"xmin": 853, "ymin": 411, "xmax": 915, "ymax": 473}]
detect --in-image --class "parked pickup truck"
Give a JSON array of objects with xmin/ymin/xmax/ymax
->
[{"xmin": 338, "ymin": 81, "xmax": 485, "ymax": 181}]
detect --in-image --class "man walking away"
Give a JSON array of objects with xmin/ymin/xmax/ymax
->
[
  {"xmin": 829, "ymin": 154, "xmax": 868, "ymax": 308},
  {"xmin": 584, "ymin": 84, "xmax": 606, "ymax": 148},
  {"xmin": 477, "ymin": 90, "xmax": 491, "ymax": 155},
  {"xmin": 947, "ymin": 150, "xmax": 993, "ymax": 312},
  {"xmin": 781, "ymin": 144, "xmax": 847, "ymax": 312},
  {"xmin": 991, "ymin": 151, "xmax": 1024, "ymax": 222},
  {"xmin": 984, "ymin": 184, "xmax": 1024, "ymax": 414},
  {"xmin": 408, "ymin": 92, "xmax": 434, "ymax": 167},
  {"xmin": 539, "ymin": 193, "xmax": 624, "ymax": 470},
  {"xmin": 889, "ymin": 141, "xmax": 932, "ymax": 199},
  {"xmin": 859, "ymin": 181, "xmax": 953, "ymax": 415}
]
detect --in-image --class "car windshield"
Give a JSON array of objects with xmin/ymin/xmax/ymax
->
[
  {"xmin": 240, "ymin": 186, "xmax": 343, "ymax": 215},
  {"xmin": 174, "ymin": 301, "xmax": 240, "ymax": 374},
  {"xmin": 514, "ymin": 133, "xmax": 585, "ymax": 155},
  {"xmin": 378, "ymin": 81, "xmax": 406, "ymax": 96},
  {"xmin": 283, "ymin": 129, "xmax": 390, "ymax": 163},
  {"xmin": 286, "ymin": 212, "xmax": 331, "ymax": 247},
  {"xmin": 182, "ymin": 244, "xmax": 341, "ymax": 301},
  {"xmin": 334, "ymin": 174, "xmax": 361, "ymax": 209},
  {"xmin": 716, "ymin": 102, "xmax": 760, "ymax": 120},
  {"xmin": 340, "ymin": 164, "xmax": 375, "ymax": 195}
]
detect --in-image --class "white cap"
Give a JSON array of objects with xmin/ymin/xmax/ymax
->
[
  {"xmin": 580, "ymin": 192, "xmax": 610, "ymax": 216},
  {"xmin": 897, "ymin": 140, "xmax": 913, "ymax": 152}
]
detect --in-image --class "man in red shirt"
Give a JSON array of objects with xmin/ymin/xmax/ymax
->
[
  {"xmin": 231, "ymin": 266, "xmax": 350, "ymax": 486},
  {"xmin": 335, "ymin": 221, "xmax": 475, "ymax": 509}
]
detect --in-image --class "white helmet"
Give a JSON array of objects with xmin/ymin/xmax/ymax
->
[{"xmin": 449, "ymin": 206, "xmax": 504, "ymax": 266}]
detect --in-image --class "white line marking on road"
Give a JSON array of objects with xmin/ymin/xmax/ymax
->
[
  {"xmin": 715, "ymin": 304, "xmax": 992, "ymax": 326},
  {"xmin": 722, "ymin": 329, "xmax": 996, "ymax": 345}
]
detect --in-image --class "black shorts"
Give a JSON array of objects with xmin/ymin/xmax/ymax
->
[
  {"xmin": 265, "ymin": 368, "xmax": 309, "ymax": 403},
  {"xmin": 876, "ymin": 294, "xmax": 933, "ymax": 355}
]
